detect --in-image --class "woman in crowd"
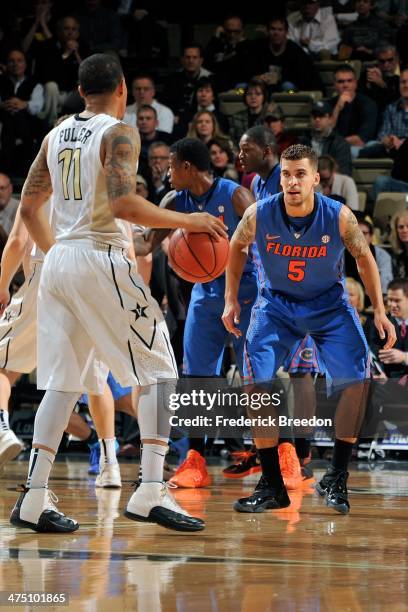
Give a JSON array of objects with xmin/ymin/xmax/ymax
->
[
  {"xmin": 208, "ymin": 138, "xmax": 239, "ymax": 182},
  {"xmin": 186, "ymin": 110, "xmax": 231, "ymax": 149},
  {"xmin": 229, "ymin": 79, "xmax": 269, "ymax": 146},
  {"xmin": 390, "ymin": 211, "xmax": 408, "ymax": 278}
]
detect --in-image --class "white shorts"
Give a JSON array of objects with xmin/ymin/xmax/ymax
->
[
  {"xmin": 0, "ymin": 263, "xmax": 41, "ymax": 373},
  {"xmin": 37, "ymin": 241, "xmax": 178, "ymax": 393}
]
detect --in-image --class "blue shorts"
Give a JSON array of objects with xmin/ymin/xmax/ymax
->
[
  {"xmin": 283, "ymin": 335, "xmax": 324, "ymax": 375},
  {"xmin": 81, "ymin": 372, "xmax": 131, "ymax": 405},
  {"xmin": 244, "ymin": 286, "xmax": 369, "ymax": 385},
  {"xmin": 183, "ymin": 272, "xmax": 258, "ymax": 376}
]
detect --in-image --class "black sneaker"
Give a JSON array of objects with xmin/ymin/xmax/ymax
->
[
  {"xmin": 233, "ymin": 476, "xmax": 290, "ymax": 513},
  {"xmin": 10, "ymin": 485, "xmax": 79, "ymax": 533},
  {"xmin": 223, "ymin": 451, "xmax": 261, "ymax": 479},
  {"xmin": 316, "ymin": 467, "xmax": 350, "ymax": 514}
]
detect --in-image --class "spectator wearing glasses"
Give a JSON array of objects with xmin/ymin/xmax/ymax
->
[
  {"xmin": 317, "ymin": 155, "xmax": 359, "ymax": 210},
  {"xmin": 124, "ymin": 74, "xmax": 174, "ymax": 134},
  {"xmin": 147, "ymin": 142, "xmax": 171, "ymax": 204},
  {"xmin": 205, "ymin": 15, "xmax": 251, "ymax": 90},
  {"xmin": 359, "ymin": 44, "xmax": 401, "ymax": 114},
  {"xmin": 327, "ymin": 64, "xmax": 378, "ymax": 158}
]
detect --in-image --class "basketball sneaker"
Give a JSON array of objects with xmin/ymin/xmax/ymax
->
[
  {"xmin": 168, "ymin": 450, "xmax": 211, "ymax": 488},
  {"xmin": 125, "ymin": 482, "xmax": 205, "ymax": 531},
  {"xmin": 316, "ymin": 466, "xmax": 350, "ymax": 514},
  {"xmin": 0, "ymin": 429, "xmax": 24, "ymax": 471},
  {"xmin": 278, "ymin": 443, "xmax": 302, "ymax": 490},
  {"xmin": 233, "ymin": 476, "xmax": 290, "ymax": 513},
  {"xmin": 10, "ymin": 486, "xmax": 79, "ymax": 533},
  {"xmin": 222, "ymin": 450, "xmax": 261, "ymax": 479},
  {"xmin": 95, "ymin": 463, "xmax": 122, "ymax": 488},
  {"xmin": 88, "ymin": 439, "xmax": 120, "ymax": 475},
  {"xmin": 300, "ymin": 454, "xmax": 315, "ymax": 485}
]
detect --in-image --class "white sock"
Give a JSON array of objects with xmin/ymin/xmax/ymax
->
[
  {"xmin": 26, "ymin": 448, "xmax": 55, "ymax": 488},
  {"xmin": 99, "ymin": 438, "xmax": 118, "ymax": 465},
  {"xmin": 0, "ymin": 409, "xmax": 9, "ymax": 431},
  {"xmin": 141, "ymin": 443, "xmax": 168, "ymax": 483}
]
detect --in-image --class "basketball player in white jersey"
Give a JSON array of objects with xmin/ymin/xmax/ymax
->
[
  {"xmin": 10, "ymin": 53, "xmax": 226, "ymax": 533},
  {"xmin": 0, "ymin": 202, "xmax": 122, "ymax": 489}
]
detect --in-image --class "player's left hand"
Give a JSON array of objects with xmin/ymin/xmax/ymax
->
[
  {"xmin": 222, "ymin": 300, "xmax": 241, "ymax": 338},
  {"xmin": 374, "ymin": 312, "xmax": 396, "ymax": 350},
  {"xmin": 378, "ymin": 348, "xmax": 407, "ymax": 365}
]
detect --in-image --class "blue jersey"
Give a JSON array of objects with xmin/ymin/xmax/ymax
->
[
  {"xmin": 175, "ymin": 177, "xmax": 255, "ymax": 279},
  {"xmin": 255, "ymin": 192, "xmax": 345, "ymax": 301},
  {"xmin": 251, "ymin": 164, "xmax": 281, "ymax": 289}
]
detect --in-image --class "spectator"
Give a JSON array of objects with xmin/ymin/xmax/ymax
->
[
  {"xmin": 176, "ymin": 76, "xmax": 229, "ymax": 138},
  {"xmin": 376, "ymin": 0, "xmax": 408, "ymax": 27},
  {"xmin": 119, "ymin": 3, "xmax": 168, "ymax": 68},
  {"xmin": 377, "ymin": 69, "xmax": 408, "ymax": 149},
  {"xmin": 346, "ymin": 276, "xmax": 366, "ymax": 317},
  {"xmin": 263, "ymin": 104, "xmax": 298, "ymax": 155},
  {"xmin": 123, "ymin": 75, "xmax": 174, "ymax": 134},
  {"xmin": 390, "ymin": 212, "xmax": 408, "ymax": 278},
  {"xmin": 186, "ymin": 110, "xmax": 232, "ymax": 149},
  {"xmin": 359, "ymin": 44, "xmax": 401, "ymax": 115},
  {"xmin": 21, "ymin": 0, "xmax": 53, "ymax": 57},
  {"xmin": 340, "ymin": 0, "xmax": 391, "ymax": 61},
  {"xmin": 317, "ymin": 154, "xmax": 359, "ymax": 210},
  {"xmin": 76, "ymin": 0, "xmax": 122, "ymax": 54},
  {"xmin": 371, "ymin": 139, "xmax": 408, "ymax": 201},
  {"xmin": 288, "ymin": 0, "xmax": 340, "ymax": 58},
  {"xmin": 300, "ymin": 100, "xmax": 353, "ymax": 175},
  {"xmin": 147, "ymin": 142, "xmax": 171, "ymax": 204},
  {"xmin": 367, "ymin": 278, "xmax": 408, "ymax": 378},
  {"xmin": 0, "ymin": 173, "xmax": 19, "ymax": 234},
  {"xmin": 0, "ymin": 49, "xmax": 45, "ymax": 178},
  {"xmin": 229, "ymin": 79, "xmax": 269, "ymax": 146},
  {"xmin": 136, "ymin": 105, "xmax": 171, "ymax": 170},
  {"xmin": 345, "ymin": 215, "xmax": 393, "ymax": 294},
  {"xmin": 162, "ymin": 44, "xmax": 211, "ymax": 120},
  {"xmin": 208, "ymin": 138, "xmax": 239, "ymax": 182},
  {"xmin": 36, "ymin": 15, "xmax": 90, "ymax": 127},
  {"xmin": 327, "ymin": 64, "xmax": 378, "ymax": 157},
  {"xmin": 205, "ymin": 15, "xmax": 252, "ymax": 91},
  {"xmin": 244, "ymin": 16, "xmax": 322, "ymax": 92}
]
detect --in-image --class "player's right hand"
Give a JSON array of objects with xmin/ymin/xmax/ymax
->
[
  {"xmin": 222, "ymin": 299, "xmax": 242, "ymax": 338},
  {"xmin": 186, "ymin": 212, "xmax": 228, "ymax": 240},
  {"xmin": 0, "ymin": 286, "xmax": 10, "ymax": 315}
]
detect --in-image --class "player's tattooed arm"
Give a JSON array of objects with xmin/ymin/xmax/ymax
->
[
  {"xmin": 233, "ymin": 203, "xmax": 257, "ymax": 247},
  {"xmin": 102, "ymin": 123, "xmax": 140, "ymax": 200},
  {"xmin": 22, "ymin": 136, "xmax": 52, "ymax": 200},
  {"xmin": 339, "ymin": 205, "xmax": 370, "ymax": 260}
]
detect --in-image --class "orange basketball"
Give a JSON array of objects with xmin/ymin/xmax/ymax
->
[{"xmin": 168, "ymin": 229, "xmax": 229, "ymax": 283}]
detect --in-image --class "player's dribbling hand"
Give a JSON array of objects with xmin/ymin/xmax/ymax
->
[
  {"xmin": 0, "ymin": 286, "xmax": 10, "ymax": 315},
  {"xmin": 374, "ymin": 312, "xmax": 397, "ymax": 350},
  {"xmin": 222, "ymin": 300, "xmax": 241, "ymax": 338},
  {"xmin": 186, "ymin": 213, "xmax": 228, "ymax": 240}
]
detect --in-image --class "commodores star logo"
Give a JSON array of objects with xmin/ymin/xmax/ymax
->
[{"xmin": 131, "ymin": 303, "xmax": 148, "ymax": 321}]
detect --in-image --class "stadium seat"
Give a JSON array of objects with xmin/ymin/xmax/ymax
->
[{"xmin": 352, "ymin": 158, "xmax": 393, "ymax": 198}]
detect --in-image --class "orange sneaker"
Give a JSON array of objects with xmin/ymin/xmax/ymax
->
[
  {"xmin": 278, "ymin": 443, "xmax": 302, "ymax": 490},
  {"xmin": 168, "ymin": 450, "xmax": 212, "ymax": 488}
]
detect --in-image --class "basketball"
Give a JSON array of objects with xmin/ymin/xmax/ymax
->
[{"xmin": 168, "ymin": 228, "xmax": 229, "ymax": 283}]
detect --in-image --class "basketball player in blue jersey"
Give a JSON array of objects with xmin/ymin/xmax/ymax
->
[
  {"xmin": 223, "ymin": 144, "xmax": 396, "ymax": 514},
  {"xmin": 223, "ymin": 127, "xmax": 317, "ymax": 488},
  {"xmin": 136, "ymin": 138, "xmax": 257, "ymax": 488}
]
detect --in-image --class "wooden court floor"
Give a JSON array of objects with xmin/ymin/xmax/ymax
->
[{"xmin": 1, "ymin": 459, "xmax": 408, "ymax": 611}]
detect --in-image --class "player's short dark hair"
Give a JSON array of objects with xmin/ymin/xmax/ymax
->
[
  {"xmin": 243, "ymin": 126, "xmax": 277, "ymax": 151},
  {"xmin": 387, "ymin": 278, "xmax": 408, "ymax": 296},
  {"xmin": 79, "ymin": 53, "xmax": 123, "ymax": 96},
  {"xmin": 281, "ymin": 144, "xmax": 318, "ymax": 169},
  {"xmin": 334, "ymin": 64, "xmax": 357, "ymax": 78},
  {"xmin": 170, "ymin": 138, "xmax": 211, "ymax": 172}
]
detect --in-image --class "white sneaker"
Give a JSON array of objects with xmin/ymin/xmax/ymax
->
[
  {"xmin": 95, "ymin": 463, "xmax": 122, "ymax": 488},
  {"xmin": 10, "ymin": 486, "xmax": 79, "ymax": 533},
  {"xmin": 0, "ymin": 429, "xmax": 23, "ymax": 471},
  {"xmin": 125, "ymin": 482, "xmax": 205, "ymax": 532}
]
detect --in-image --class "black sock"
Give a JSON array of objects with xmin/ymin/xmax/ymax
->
[
  {"xmin": 332, "ymin": 439, "xmax": 354, "ymax": 472},
  {"xmin": 295, "ymin": 438, "xmax": 310, "ymax": 461},
  {"xmin": 189, "ymin": 437, "xmax": 205, "ymax": 457},
  {"xmin": 258, "ymin": 446, "xmax": 285, "ymax": 488},
  {"xmin": 86, "ymin": 428, "xmax": 98, "ymax": 446}
]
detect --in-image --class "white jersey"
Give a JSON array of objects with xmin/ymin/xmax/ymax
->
[{"xmin": 47, "ymin": 113, "xmax": 130, "ymax": 249}]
